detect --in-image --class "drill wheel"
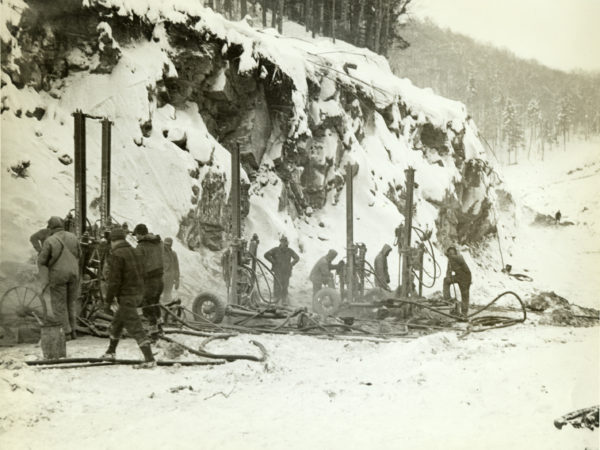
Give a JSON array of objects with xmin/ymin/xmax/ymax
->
[
  {"xmin": 312, "ymin": 287, "xmax": 341, "ymax": 316},
  {"xmin": 192, "ymin": 292, "xmax": 227, "ymax": 324}
]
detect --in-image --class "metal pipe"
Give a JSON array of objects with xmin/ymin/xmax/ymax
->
[
  {"xmin": 100, "ymin": 119, "xmax": 112, "ymax": 229},
  {"xmin": 345, "ymin": 163, "xmax": 354, "ymax": 303},
  {"xmin": 73, "ymin": 110, "xmax": 86, "ymax": 237}
]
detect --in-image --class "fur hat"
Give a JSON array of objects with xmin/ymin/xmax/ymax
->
[
  {"xmin": 110, "ymin": 227, "xmax": 126, "ymax": 241},
  {"xmin": 47, "ymin": 216, "xmax": 64, "ymax": 230},
  {"xmin": 133, "ymin": 223, "xmax": 148, "ymax": 235}
]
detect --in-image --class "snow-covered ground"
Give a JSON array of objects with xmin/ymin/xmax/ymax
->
[
  {"xmin": 498, "ymin": 139, "xmax": 600, "ymax": 309},
  {"xmin": 1, "ymin": 325, "xmax": 598, "ymax": 450}
]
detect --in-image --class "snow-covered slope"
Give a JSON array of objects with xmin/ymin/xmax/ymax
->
[{"xmin": 1, "ymin": 0, "xmax": 499, "ymax": 305}]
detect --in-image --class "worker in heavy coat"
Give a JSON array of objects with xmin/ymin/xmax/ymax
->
[
  {"xmin": 309, "ymin": 249, "xmax": 338, "ymax": 295},
  {"xmin": 264, "ymin": 236, "xmax": 300, "ymax": 305},
  {"xmin": 443, "ymin": 246, "xmax": 472, "ymax": 317},
  {"xmin": 373, "ymin": 244, "xmax": 392, "ymax": 290},
  {"xmin": 37, "ymin": 216, "xmax": 81, "ymax": 340},
  {"xmin": 133, "ymin": 223, "xmax": 164, "ymax": 334},
  {"xmin": 101, "ymin": 227, "xmax": 155, "ymax": 367},
  {"xmin": 161, "ymin": 237, "xmax": 180, "ymax": 303}
]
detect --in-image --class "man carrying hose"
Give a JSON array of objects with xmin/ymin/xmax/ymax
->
[
  {"xmin": 443, "ymin": 246, "xmax": 472, "ymax": 318},
  {"xmin": 264, "ymin": 236, "xmax": 300, "ymax": 306},
  {"xmin": 101, "ymin": 227, "xmax": 155, "ymax": 368}
]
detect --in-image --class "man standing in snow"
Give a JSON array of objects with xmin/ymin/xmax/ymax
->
[
  {"xmin": 101, "ymin": 227, "xmax": 155, "ymax": 367},
  {"xmin": 133, "ymin": 224, "xmax": 164, "ymax": 335},
  {"xmin": 30, "ymin": 226, "xmax": 51, "ymax": 253},
  {"xmin": 443, "ymin": 246, "xmax": 472, "ymax": 318},
  {"xmin": 161, "ymin": 237, "xmax": 180, "ymax": 303},
  {"xmin": 309, "ymin": 249, "xmax": 339, "ymax": 295},
  {"xmin": 37, "ymin": 216, "xmax": 81, "ymax": 340},
  {"xmin": 264, "ymin": 236, "xmax": 300, "ymax": 306},
  {"xmin": 555, "ymin": 210, "xmax": 562, "ymax": 224},
  {"xmin": 373, "ymin": 244, "xmax": 393, "ymax": 290}
]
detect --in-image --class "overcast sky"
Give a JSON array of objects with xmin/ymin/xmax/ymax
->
[{"xmin": 411, "ymin": 0, "xmax": 600, "ymax": 73}]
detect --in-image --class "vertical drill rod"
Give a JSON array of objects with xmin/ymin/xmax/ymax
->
[
  {"xmin": 229, "ymin": 144, "xmax": 241, "ymax": 305},
  {"xmin": 73, "ymin": 110, "xmax": 87, "ymax": 237},
  {"xmin": 100, "ymin": 119, "xmax": 112, "ymax": 229},
  {"xmin": 346, "ymin": 163, "xmax": 354, "ymax": 303},
  {"xmin": 400, "ymin": 168, "xmax": 415, "ymax": 298}
]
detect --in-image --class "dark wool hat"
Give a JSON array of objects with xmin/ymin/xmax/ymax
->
[
  {"xmin": 133, "ymin": 223, "xmax": 148, "ymax": 235},
  {"xmin": 110, "ymin": 227, "xmax": 126, "ymax": 241}
]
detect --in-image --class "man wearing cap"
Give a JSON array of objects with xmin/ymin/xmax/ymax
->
[
  {"xmin": 309, "ymin": 249, "xmax": 339, "ymax": 295},
  {"xmin": 37, "ymin": 216, "xmax": 81, "ymax": 340},
  {"xmin": 264, "ymin": 236, "xmax": 300, "ymax": 305},
  {"xmin": 443, "ymin": 246, "xmax": 472, "ymax": 318},
  {"xmin": 132, "ymin": 224, "xmax": 164, "ymax": 335},
  {"xmin": 161, "ymin": 237, "xmax": 180, "ymax": 303},
  {"xmin": 373, "ymin": 244, "xmax": 393, "ymax": 290},
  {"xmin": 101, "ymin": 227, "xmax": 156, "ymax": 367}
]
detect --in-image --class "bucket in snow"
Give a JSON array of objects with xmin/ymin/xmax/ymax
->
[{"xmin": 40, "ymin": 323, "xmax": 66, "ymax": 359}]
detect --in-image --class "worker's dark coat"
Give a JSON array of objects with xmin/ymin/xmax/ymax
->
[
  {"xmin": 38, "ymin": 227, "xmax": 80, "ymax": 284},
  {"xmin": 135, "ymin": 234, "xmax": 164, "ymax": 278},
  {"xmin": 105, "ymin": 240, "xmax": 145, "ymax": 303},
  {"xmin": 446, "ymin": 254, "xmax": 472, "ymax": 285},
  {"xmin": 374, "ymin": 244, "xmax": 392, "ymax": 288},
  {"xmin": 162, "ymin": 245, "xmax": 180, "ymax": 285},
  {"xmin": 264, "ymin": 246, "xmax": 300, "ymax": 279},
  {"xmin": 309, "ymin": 252, "xmax": 337, "ymax": 284}
]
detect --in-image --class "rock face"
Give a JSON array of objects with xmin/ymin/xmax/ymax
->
[{"xmin": 2, "ymin": 0, "xmax": 502, "ymax": 255}]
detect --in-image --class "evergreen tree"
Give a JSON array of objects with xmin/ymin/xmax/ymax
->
[
  {"xmin": 557, "ymin": 96, "xmax": 570, "ymax": 152},
  {"xmin": 502, "ymin": 99, "xmax": 523, "ymax": 164},
  {"xmin": 526, "ymin": 99, "xmax": 540, "ymax": 159}
]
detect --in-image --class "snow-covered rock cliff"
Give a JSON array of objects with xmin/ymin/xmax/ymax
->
[{"xmin": 1, "ymin": 0, "xmax": 500, "ymax": 303}]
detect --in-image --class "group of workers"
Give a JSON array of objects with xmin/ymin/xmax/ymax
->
[
  {"xmin": 32, "ymin": 215, "xmax": 472, "ymax": 365},
  {"xmin": 261, "ymin": 236, "xmax": 472, "ymax": 317},
  {"xmin": 32, "ymin": 217, "xmax": 180, "ymax": 367}
]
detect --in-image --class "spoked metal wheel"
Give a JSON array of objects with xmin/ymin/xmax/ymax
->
[{"xmin": 0, "ymin": 286, "xmax": 48, "ymax": 327}]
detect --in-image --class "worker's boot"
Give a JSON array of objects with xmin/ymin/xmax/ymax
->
[
  {"xmin": 136, "ymin": 344, "xmax": 156, "ymax": 369},
  {"xmin": 101, "ymin": 339, "xmax": 119, "ymax": 360}
]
